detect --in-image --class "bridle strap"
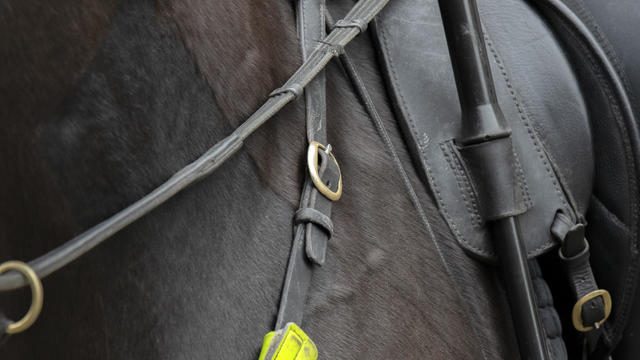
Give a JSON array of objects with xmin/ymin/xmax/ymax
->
[
  {"xmin": 273, "ymin": 0, "xmax": 332, "ymax": 329},
  {"xmin": 0, "ymin": 0, "xmax": 391, "ymax": 292}
]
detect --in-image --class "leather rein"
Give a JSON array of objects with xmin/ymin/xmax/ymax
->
[
  {"xmin": 0, "ymin": 0, "xmax": 390, "ymax": 339},
  {"xmin": 0, "ymin": 1, "xmax": 620, "ymax": 359}
]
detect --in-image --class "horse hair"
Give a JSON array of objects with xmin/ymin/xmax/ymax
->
[{"xmin": 0, "ymin": 0, "xmax": 517, "ymax": 358}]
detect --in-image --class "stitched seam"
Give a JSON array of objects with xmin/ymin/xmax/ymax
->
[
  {"xmin": 484, "ymin": 34, "xmax": 570, "ymax": 223},
  {"xmin": 379, "ymin": 26, "xmax": 494, "ymax": 260},
  {"xmin": 378, "ymin": 24, "xmax": 491, "ymax": 360},
  {"xmin": 546, "ymin": 5, "xmax": 640, "ymax": 346},
  {"xmin": 483, "ymin": 34, "xmax": 560, "ymax": 256},
  {"xmin": 441, "ymin": 141, "xmax": 483, "ymax": 227},
  {"xmin": 570, "ymin": 34, "xmax": 637, "ymax": 344},
  {"xmin": 590, "ymin": 196, "xmax": 633, "ymax": 236},
  {"xmin": 513, "ymin": 148, "xmax": 533, "ymax": 209}
]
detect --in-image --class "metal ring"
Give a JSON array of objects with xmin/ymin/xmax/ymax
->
[
  {"xmin": 0, "ymin": 261, "xmax": 43, "ymax": 334},
  {"xmin": 307, "ymin": 141, "xmax": 342, "ymax": 201},
  {"xmin": 572, "ymin": 289, "xmax": 612, "ymax": 332}
]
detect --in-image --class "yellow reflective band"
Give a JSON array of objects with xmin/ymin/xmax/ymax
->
[{"xmin": 258, "ymin": 323, "xmax": 318, "ymax": 360}]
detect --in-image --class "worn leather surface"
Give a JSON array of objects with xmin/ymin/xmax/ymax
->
[
  {"xmin": 374, "ymin": 0, "xmax": 640, "ymax": 356},
  {"xmin": 297, "ymin": 0, "xmax": 333, "ymax": 267},
  {"xmin": 373, "ymin": 0, "xmax": 592, "ymax": 261},
  {"xmin": 572, "ymin": 1, "xmax": 640, "ymax": 357},
  {"xmin": 531, "ymin": 0, "xmax": 640, "ymax": 356}
]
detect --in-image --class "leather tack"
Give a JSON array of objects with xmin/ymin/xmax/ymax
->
[
  {"xmin": 269, "ymin": 83, "xmax": 304, "ymax": 99},
  {"xmin": 373, "ymin": 0, "xmax": 592, "ymax": 260},
  {"xmin": 334, "ymin": 18, "xmax": 368, "ymax": 33},
  {"xmin": 274, "ymin": 0, "xmax": 333, "ymax": 329},
  {"xmin": 552, "ymin": 213, "xmax": 606, "ymax": 347},
  {"xmin": 295, "ymin": 208, "xmax": 334, "ymax": 236}
]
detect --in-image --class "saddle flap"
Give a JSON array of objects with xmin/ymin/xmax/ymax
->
[{"xmin": 373, "ymin": 0, "xmax": 594, "ymax": 261}]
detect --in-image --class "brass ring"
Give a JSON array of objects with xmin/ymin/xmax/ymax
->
[
  {"xmin": 0, "ymin": 261, "xmax": 43, "ymax": 334},
  {"xmin": 307, "ymin": 141, "xmax": 342, "ymax": 201},
  {"xmin": 572, "ymin": 289, "xmax": 611, "ymax": 332}
]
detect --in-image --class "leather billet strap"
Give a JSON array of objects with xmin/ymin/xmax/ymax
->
[
  {"xmin": 275, "ymin": 151, "xmax": 339, "ymax": 329},
  {"xmin": 0, "ymin": 0, "xmax": 390, "ymax": 292},
  {"xmin": 297, "ymin": 0, "xmax": 333, "ymax": 266},
  {"xmin": 273, "ymin": 0, "xmax": 337, "ymax": 330},
  {"xmin": 551, "ymin": 213, "xmax": 610, "ymax": 351}
]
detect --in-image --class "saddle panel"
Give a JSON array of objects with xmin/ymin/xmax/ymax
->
[
  {"xmin": 374, "ymin": 0, "xmax": 640, "ymax": 355},
  {"xmin": 574, "ymin": 0, "xmax": 640, "ymax": 357},
  {"xmin": 530, "ymin": 0, "xmax": 640, "ymax": 354},
  {"xmin": 373, "ymin": 0, "xmax": 592, "ymax": 261}
]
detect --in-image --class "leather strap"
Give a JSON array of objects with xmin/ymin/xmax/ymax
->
[
  {"xmin": 275, "ymin": 151, "xmax": 339, "ymax": 329},
  {"xmin": 552, "ymin": 213, "xmax": 606, "ymax": 352},
  {"xmin": 294, "ymin": 208, "xmax": 333, "ymax": 237},
  {"xmin": 0, "ymin": 0, "xmax": 390, "ymax": 292},
  {"xmin": 298, "ymin": 0, "xmax": 334, "ymax": 267},
  {"xmin": 274, "ymin": 0, "xmax": 340, "ymax": 329},
  {"xmin": 0, "ymin": 313, "xmax": 10, "ymax": 346}
]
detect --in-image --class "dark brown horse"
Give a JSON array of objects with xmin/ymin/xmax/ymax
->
[{"xmin": 1, "ymin": 0, "xmax": 639, "ymax": 359}]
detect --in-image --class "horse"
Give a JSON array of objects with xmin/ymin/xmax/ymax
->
[{"xmin": 1, "ymin": 0, "xmax": 639, "ymax": 359}]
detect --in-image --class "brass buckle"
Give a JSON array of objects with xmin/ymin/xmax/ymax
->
[
  {"xmin": 572, "ymin": 289, "xmax": 612, "ymax": 332},
  {"xmin": 307, "ymin": 141, "xmax": 342, "ymax": 201},
  {"xmin": 0, "ymin": 261, "xmax": 43, "ymax": 334}
]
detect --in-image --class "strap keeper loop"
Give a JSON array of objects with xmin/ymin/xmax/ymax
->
[
  {"xmin": 270, "ymin": 83, "xmax": 303, "ymax": 99},
  {"xmin": 295, "ymin": 208, "xmax": 334, "ymax": 237},
  {"xmin": 335, "ymin": 18, "xmax": 368, "ymax": 33}
]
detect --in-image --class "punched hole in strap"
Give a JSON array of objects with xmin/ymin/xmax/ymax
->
[{"xmin": 295, "ymin": 208, "xmax": 334, "ymax": 237}]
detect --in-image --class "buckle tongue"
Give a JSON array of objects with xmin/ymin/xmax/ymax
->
[{"xmin": 258, "ymin": 323, "xmax": 318, "ymax": 360}]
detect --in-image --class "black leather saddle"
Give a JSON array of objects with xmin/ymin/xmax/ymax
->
[{"xmin": 372, "ymin": 0, "xmax": 640, "ymax": 357}]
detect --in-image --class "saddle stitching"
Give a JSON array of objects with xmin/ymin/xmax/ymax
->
[
  {"xmin": 546, "ymin": 7, "xmax": 640, "ymax": 240},
  {"xmin": 590, "ymin": 195, "xmax": 633, "ymax": 237},
  {"xmin": 440, "ymin": 141, "xmax": 483, "ymax": 228},
  {"xmin": 378, "ymin": 24, "xmax": 494, "ymax": 259},
  {"xmin": 550, "ymin": 7, "xmax": 640, "ymax": 345},
  {"xmin": 513, "ymin": 147, "xmax": 533, "ymax": 210},
  {"xmin": 572, "ymin": 37, "xmax": 638, "ymax": 345},
  {"xmin": 484, "ymin": 34, "xmax": 570, "ymax": 225}
]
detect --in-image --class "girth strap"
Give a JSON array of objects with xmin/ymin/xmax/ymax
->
[{"xmin": 552, "ymin": 213, "xmax": 611, "ymax": 353}]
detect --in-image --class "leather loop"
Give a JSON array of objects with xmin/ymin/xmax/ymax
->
[
  {"xmin": 334, "ymin": 18, "xmax": 368, "ymax": 33},
  {"xmin": 295, "ymin": 208, "xmax": 334, "ymax": 236},
  {"xmin": 551, "ymin": 212, "xmax": 585, "ymax": 257},
  {"xmin": 458, "ymin": 136, "xmax": 527, "ymax": 220},
  {"xmin": 270, "ymin": 84, "xmax": 304, "ymax": 99}
]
